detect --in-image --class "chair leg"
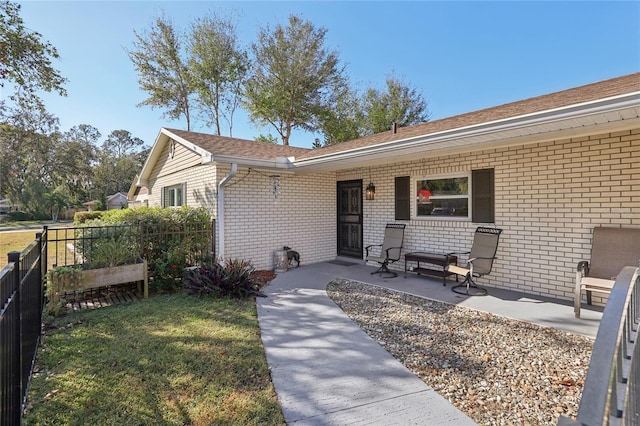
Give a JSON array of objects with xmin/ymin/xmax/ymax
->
[
  {"xmin": 371, "ymin": 262, "xmax": 398, "ymax": 278},
  {"xmin": 451, "ymin": 274, "xmax": 487, "ymax": 296}
]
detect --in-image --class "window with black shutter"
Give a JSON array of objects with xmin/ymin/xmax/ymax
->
[
  {"xmin": 472, "ymin": 169, "xmax": 494, "ymax": 223},
  {"xmin": 395, "ymin": 176, "xmax": 410, "ymax": 220}
]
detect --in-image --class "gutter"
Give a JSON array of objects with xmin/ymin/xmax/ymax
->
[
  {"xmin": 291, "ymin": 92, "xmax": 640, "ymax": 170},
  {"xmin": 202, "ymin": 154, "xmax": 295, "ymax": 170},
  {"xmin": 217, "ymin": 163, "xmax": 238, "ymax": 260}
]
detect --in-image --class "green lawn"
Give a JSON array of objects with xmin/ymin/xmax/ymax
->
[
  {"xmin": 0, "ymin": 230, "xmax": 71, "ymax": 269},
  {"xmin": 0, "ymin": 230, "xmax": 40, "ymax": 268},
  {"xmin": 23, "ymin": 293, "xmax": 285, "ymax": 425}
]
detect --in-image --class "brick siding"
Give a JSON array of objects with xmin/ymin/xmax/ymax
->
[
  {"xmin": 221, "ymin": 166, "xmax": 336, "ymax": 269},
  {"xmin": 147, "ymin": 128, "xmax": 638, "ymax": 305},
  {"xmin": 344, "ymin": 128, "xmax": 639, "ymax": 303},
  {"xmin": 146, "ymin": 141, "xmax": 218, "ymax": 218}
]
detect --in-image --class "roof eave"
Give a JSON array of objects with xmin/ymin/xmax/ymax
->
[
  {"xmin": 162, "ymin": 128, "xmax": 214, "ymax": 159},
  {"xmin": 203, "ymin": 154, "xmax": 295, "ymax": 170},
  {"xmin": 137, "ymin": 128, "xmax": 216, "ymax": 183},
  {"xmin": 292, "ymin": 92, "xmax": 640, "ymax": 172}
]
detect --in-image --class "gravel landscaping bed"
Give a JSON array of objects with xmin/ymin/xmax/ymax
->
[{"xmin": 326, "ymin": 279, "xmax": 594, "ymax": 426}]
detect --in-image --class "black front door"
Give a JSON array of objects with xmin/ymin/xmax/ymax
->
[{"xmin": 337, "ymin": 180, "xmax": 363, "ymax": 258}]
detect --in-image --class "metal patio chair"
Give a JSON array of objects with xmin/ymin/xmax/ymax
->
[
  {"xmin": 365, "ymin": 223, "xmax": 406, "ymax": 278},
  {"xmin": 574, "ymin": 226, "xmax": 640, "ymax": 317},
  {"xmin": 446, "ymin": 227, "xmax": 502, "ymax": 296}
]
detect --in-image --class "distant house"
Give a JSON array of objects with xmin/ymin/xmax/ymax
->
[
  {"xmin": 131, "ymin": 72, "xmax": 640, "ymax": 306},
  {"xmin": 83, "ymin": 192, "xmax": 129, "ymax": 211}
]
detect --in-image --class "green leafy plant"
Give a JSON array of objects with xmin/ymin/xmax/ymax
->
[
  {"xmin": 87, "ymin": 238, "xmax": 138, "ymax": 269},
  {"xmin": 73, "ymin": 211, "xmax": 104, "ymax": 224},
  {"xmin": 73, "ymin": 223, "xmax": 139, "ymax": 266},
  {"xmin": 46, "ymin": 266, "xmax": 83, "ymax": 317},
  {"xmin": 184, "ymin": 258, "xmax": 263, "ymax": 298},
  {"xmin": 149, "ymin": 245, "xmax": 188, "ymax": 293},
  {"xmin": 71, "ymin": 206, "xmax": 213, "ymax": 294}
]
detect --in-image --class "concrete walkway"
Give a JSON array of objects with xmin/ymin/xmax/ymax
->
[{"xmin": 256, "ymin": 260, "xmax": 602, "ymax": 425}]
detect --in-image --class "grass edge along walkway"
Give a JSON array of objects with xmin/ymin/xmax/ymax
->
[{"xmin": 23, "ymin": 293, "xmax": 285, "ymax": 426}]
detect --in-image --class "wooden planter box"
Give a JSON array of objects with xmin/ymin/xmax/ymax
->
[{"xmin": 78, "ymin": 258, "xmax": 148, "ymax": 298}]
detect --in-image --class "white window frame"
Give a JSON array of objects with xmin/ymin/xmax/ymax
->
[
  {"xmin": 414, "ymin": 172, "xmax": 472, "ymax": 220},
  {"xmin": 165, "ymin": 184, "xmax": 185, "ymax": 208}
]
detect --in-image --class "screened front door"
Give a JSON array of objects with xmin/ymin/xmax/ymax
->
[{"xmin": 337, "ymin": 180, "xmax": 363, "ymax": 258}]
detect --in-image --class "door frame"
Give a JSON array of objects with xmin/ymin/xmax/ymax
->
[{"xmin": 336, "ymin": 179, "xmax": 363, "ymax": 258}]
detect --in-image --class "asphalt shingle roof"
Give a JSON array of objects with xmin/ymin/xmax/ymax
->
[
  {"xmin": 164, "ymin": 128, "xmax": 311, "ymax": 160},
  {"xmin": 296, "ymin": 72, "xmax": 640, "ymax": 159},
  {"xmin": 166, "ymin": 72, "xmax": 640, "ymax": 162}
]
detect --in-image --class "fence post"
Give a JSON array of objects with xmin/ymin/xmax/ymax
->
[
  {"xmin": 8, "ymin": 251, "xmax": 20, "ymax": 280},
  {"xmin": 36, "ymin": 231, "xmax": 44, "ymax": 313},
  {"xmin": 7, "ymin": 251, "xmax": 22, "ymax": 424},
  {"xmin": 41, "ymin": 226, "xmax": 48, "ymax": 277}
]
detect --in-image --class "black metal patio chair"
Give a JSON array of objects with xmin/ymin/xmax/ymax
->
[
  {"xmin": 365, "ymin": 223, "xmax": 406, "ymax": 278},
  {"xmin": 446, "ymin": 227, "xmax": 502, "ymax": 296}
]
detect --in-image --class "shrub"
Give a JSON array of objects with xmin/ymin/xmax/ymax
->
[
  {"xmin": 45, "ymin": 266, "xmax": 83, "ymax": 317},
  {"xmin": 73, "ymin": 206, "xmax": 213, "ymax": 294},
  {"xmin": 8, "ymin": 211, "xmax": 33, "ymax": 221},
  {"xmin": 97, "ymin": 206, "xmax": 211, "ymax": 226},
  {"xmin": 87, "ymin": 238, "xmax": 138, "ymax": 269},
  {"xmin": 184, "ymin": 259, "xmax": 264, "ymax": 298},
  {"xmin": 73, "ymin": 224, "xmax": 139, "ymax": 267},
  {"xmin": 74, "ymin": 211, "xmax": 104, "ymax": 224},
  {"xmin": 149, "ymin": 245, "xmax": 189, "ymax": 293}
]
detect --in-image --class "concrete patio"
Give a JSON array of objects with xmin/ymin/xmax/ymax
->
[{"xmin": 257, "ymin": 259, "xmax": 601, "ymax": 425}]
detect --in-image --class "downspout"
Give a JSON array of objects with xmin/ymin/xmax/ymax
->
[{"xmin": 217, "ymin": 163, "xmax": 237, "ymax": 260}]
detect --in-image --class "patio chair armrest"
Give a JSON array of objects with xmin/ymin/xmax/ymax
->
[
  {"xmin": 384, "ymin": 246, "xmax": 403, "ymax": 261},
  {"xmin": 365, "ymin": 244, "xmax": 382, "ymax": 256},
  {"xmin": 466, "ymin": 256, "xmax": 497, "ymax": 275},
  {"xmin": 574, "ymin": 261, "xmax": 590, "ymax": 318},
  {"xmin": 466, "ymin": 256, "xmax": 495, "ymax": 264},
  {"xmin": 577, "ymin": 260, "xmax": 589, "ymax": 275}
]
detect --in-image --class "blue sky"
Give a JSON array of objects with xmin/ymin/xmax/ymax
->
[{"xmin": 9, "ymin": 1, "xmax": 640, "ymax": 149}]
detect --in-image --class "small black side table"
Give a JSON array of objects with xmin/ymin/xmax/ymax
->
[{"xmin": 404, "ymin": 252, "xmax": 458, "ymax": 286}]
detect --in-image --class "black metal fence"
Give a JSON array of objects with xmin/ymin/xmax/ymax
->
[
  {"xmin": 558, "ymin": 265, "xmax": 640, "ymax": 426},
  {"xmin": 0, "ymin": 230, "xmax": 46, "ymax": 425},
  {"xmin": 46, "ymin": 220, "xmax": 216, "ymax": 272},
  {"xmin": 0, "ymin": 220, "xmax": 216, "ymax": 424}
]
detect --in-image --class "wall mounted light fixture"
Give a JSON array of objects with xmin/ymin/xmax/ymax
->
[
  {"xmin": 366, "ymin": 169, "xmax": 375, "ymax": 200},
  {"xmin": 366, "ymin": 182, "xmax": 376, "ymax": 200}
]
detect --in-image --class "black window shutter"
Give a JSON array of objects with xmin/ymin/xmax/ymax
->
[
  {"xmin": 395, "ymin": 176, "xmax": 410, "ymax": 221},
  {"xmin": 472, "ymin": 169, "xmax": 495, "ymax": 223}
]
